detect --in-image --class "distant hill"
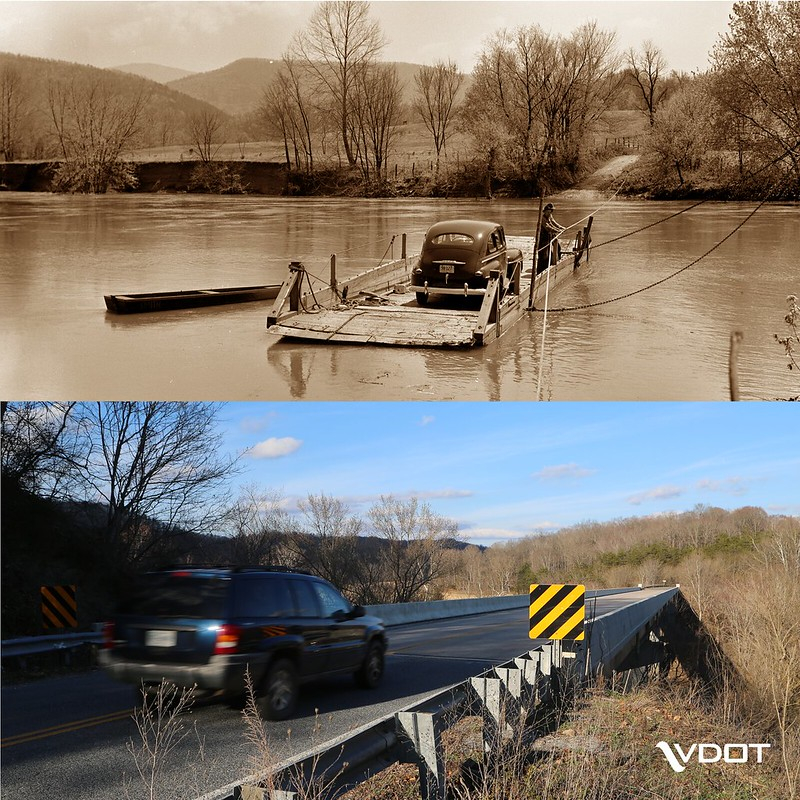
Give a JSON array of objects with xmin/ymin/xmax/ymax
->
[
  {"xmin": 113, "ymin": 62, "xmax": 197, "ymax": 84},
  {"xmin": 167, "ymin": 57, "xmax": 284, "ymax": 116},
  {"xmin": 0, "ymin": 52, "xmax": 232, "ymax": 159},
  {"xmin": 166, "ymin": 58, "xmax": 469, "ymax": 117}
]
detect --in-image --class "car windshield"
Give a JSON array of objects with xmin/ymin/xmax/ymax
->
[
  {"xmin": 431, "ymin": 233, "xmax": 474, "ymax": 245},
  {"xmin": 119, "ymin": 573, "xmax": 229, "ymax": 618}
]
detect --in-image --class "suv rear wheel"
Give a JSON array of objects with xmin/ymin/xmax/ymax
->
[
  {"xmin": 258, "ymin": 659, "xmax": 298, "ymax": 721},
  {"xmin": 355, "ymin": 640, "xmax": 384, "ymax": 689}
]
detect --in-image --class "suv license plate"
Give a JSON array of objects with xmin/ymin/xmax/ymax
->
[
  {"xmin": 146, "ymin": 629, "xmax": 177, "ymax": 648},
  {"xmin": 439, "ymin": 264, "xmax": 455, "ymax": 274}
]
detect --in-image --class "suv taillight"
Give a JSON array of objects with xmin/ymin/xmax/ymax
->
[
  {"xmin": 102, "ymin": 621, "xmax": 116, "ymax": 649},
  {"xmin": 214, "ymin": 624, "xmax": 242, "ymax": 655}
]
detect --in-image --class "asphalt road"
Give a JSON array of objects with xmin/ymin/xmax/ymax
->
[{"xmin": 0, "ymin": 594, "xmax": 642, "ymax": 800}]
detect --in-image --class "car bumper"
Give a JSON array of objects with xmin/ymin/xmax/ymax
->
[
  {"xmin": 412, "ymin": 281, "xmax": 487, "ymax": 297},
  {"xmin": 98, "ymin": 650, "xmax": 269, "ymax": 692}
]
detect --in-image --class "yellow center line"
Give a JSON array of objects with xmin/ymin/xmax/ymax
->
[{"xmin": 1, "ymin": 708, "xmax": 132, "ymax": 748}]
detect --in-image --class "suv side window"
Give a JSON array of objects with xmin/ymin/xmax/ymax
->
[
  {"xmin": 233, "ymin": 576, "xmax": 292, "ymax": 618},
  {"xmin": 289, "ymin": 579, "xmax": 320, "ymax": 618},
  {"xmin": 312, "ymin": 582, "xmax": 351, "ymax": 618}
]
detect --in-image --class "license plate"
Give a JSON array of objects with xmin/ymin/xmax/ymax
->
[
  {"xmin": 439, "ymin": 264, "xmax": 454, "ymax": 274},
  {"xmin": 146, "ymin": 629, "xmax": 177, "ymax": 648}
]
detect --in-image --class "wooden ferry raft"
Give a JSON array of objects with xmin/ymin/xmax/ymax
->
[{"xmin": 266, "ymin": 219, "xmax": 593, "ymax": 348}]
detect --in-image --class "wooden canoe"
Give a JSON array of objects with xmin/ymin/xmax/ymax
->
[{"xmin": 104, "ymin": 284, "xmax": 281, "ymax": 314}]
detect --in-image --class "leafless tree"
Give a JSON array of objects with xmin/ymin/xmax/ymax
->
[
  {"xmin": 626, "ymin": 40, "xmax": 669, "ymax": 127},
  {"xmin": 289, "ymin": 0, "xmax": 386, "ymax": 167},
  {"xmin": 464, "ymin": 26, "xmax": 550, "ymax": 183},
  {"xmin": 226, "ymin": 485, "xmax": 296, "ymax": 566},
  {"xmin": 188, "ymin": 108, "xmax": 225, "ymax": 162},
  {"xmin": 293, "ymin": 493, "xmax": 362, "ymax": 588},
  {"xmin": 413, "ymin": 60, "xmax": 463, "ymax": 176},
  {"xmin": 368, "ymin": 495, "xmax": 456, "ymax": 604},
  {"xmin": 0, "ymin": 64, "xmax": 25, "ymax": 161},
  {"xmin": 465, "ymin": 22, "xmax": 619, "ymax": 186},
  {"xmin": 1, "ymin": 401, "xmax": 79, "ymax": 497},
  {"xmin": 70, "ymin": 402, "xmax": 237, "ymax": 564},
  {"xmin": 46, "ymin": 75, "xmax": 149, "ymax": 192},
  {"xmin": 351, "ymin": 62, "xmax": 403, "ymax": 183},
  {"xmin": 260, "ymin": 58, "xmax": 316, "ymax": 172}
]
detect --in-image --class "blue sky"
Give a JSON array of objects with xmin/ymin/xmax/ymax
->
[{"xmin": 217, "ymin": 402, "xmax": 799, "ymax": 546}]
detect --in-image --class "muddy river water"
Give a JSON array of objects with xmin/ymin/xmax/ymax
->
[{"xmin": 1, "ymin": 192, "xmax": 797, "ymax": 400}]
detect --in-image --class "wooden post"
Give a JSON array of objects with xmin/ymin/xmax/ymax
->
[
  {"xmin": 528, "ymin": 196, "xmax": 545, "ymax": 309},
  {"xmin": 573, "ymin": 231, "xmax": 583, "ymax": 270},
  {"xmin": 402, "ymin": 233, "xmax": 407, "ymax": 260},
  {"xmin": 729, "ymin": 331, "xmax": 743, "ymax": 401},
  {"xmin": 330, "ymin": 254, "xmax": 337, "ymax": 293},
  {"xmin": 583, "ymin": 216, "xmax": 593, "ymax": 262},
  {"xmin": 574, "ymin": 216, "xmax": 593, "ymax": 269}
]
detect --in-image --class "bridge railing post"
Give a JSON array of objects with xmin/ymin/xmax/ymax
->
[{"xmin": 396, "ymin": 710, "xmax": 447, "ymax": 800}]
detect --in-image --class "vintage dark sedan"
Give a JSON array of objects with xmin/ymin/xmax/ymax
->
[{"xmin": 411, "ymin": 219, "xmax": 524, "ymax": 306}]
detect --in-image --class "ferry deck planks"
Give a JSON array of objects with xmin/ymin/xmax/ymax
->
[{"xmin": 268, "ymin": 303, "xmax": 479, "ymax": 347}]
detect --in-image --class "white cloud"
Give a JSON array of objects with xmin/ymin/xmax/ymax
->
[
  {"xmin": 247, "ymin": 437, "xmax": 302, "ymax": 459},
  {"xmin": 627, "ymin": 485, "xmax": 684, "ymax": 506},
  {"xmin": 420, "ymin": 415, "xmax": 435, "ymax": 426},
  {"xmin": 462, "ymin": 527, "xmax": 530, "ymax": 542},
  {"xmin": 696, "ymin": 477, "xmax": 750, "ymax": 496},
  {"xmin": 533, "ymin": 463, "xmax": 595, "ymax": 481}
]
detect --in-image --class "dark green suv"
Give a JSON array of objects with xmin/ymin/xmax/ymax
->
[{"xmin": 99, "ymin": 567, "xmax": 387, "ymax": 720}]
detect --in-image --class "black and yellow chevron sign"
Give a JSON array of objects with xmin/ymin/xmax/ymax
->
[
  {"xmin": 41, "ymin": 585, "xmax": 77, "ymax": 629},
  {"xmin": 529, "ymin": 583, "xmax": 585, "ymax": 641}
]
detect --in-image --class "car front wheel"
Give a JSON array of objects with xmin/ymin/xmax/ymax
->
[
  {"xmin": 355, "ymin": 641, "xmax": 384, "ymax": 689},
  {"xmin": 258, "ymin": 659, "xmax": 298, "ymax": 721}
]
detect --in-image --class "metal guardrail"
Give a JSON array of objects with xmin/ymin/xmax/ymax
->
[
  {"xmin": 199, "ymin": 586, "xmax": 679, "ymax": 800},
  {"xmin": 199, "ymin": 638, "xmax": 583, "ymax": 800},
  {"xmin": 1, "ymin": 630, "xmax": 102, "ymax": 657}
]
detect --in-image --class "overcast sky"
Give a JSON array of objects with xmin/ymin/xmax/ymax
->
[
  {"xmin": 215, "ymin": 401, "xmax": 799, "ymax": 547},
  {"xmin": 2, "ymin": 1, "xmax": 733, "ymax": 75}
]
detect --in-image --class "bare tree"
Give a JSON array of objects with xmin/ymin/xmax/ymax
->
[
  {"xmin": 46, "ymin": 75, "xmax": 149, "ymax": 192},
  {"xmin": 70, "ymin": 402, "xmax": 237, "ymax": 564},
  {"xmin": 0, "ymin": 64, "xmax": 25, "ymax": 161},
  {"xmin": 188, "ymin": 109, "xmax": 225, "ymax": 162},
  {"xmin": 1, "ymin": 401, "xmax": 79, "ymax": 497},
  {"xmin": 368, "ymin": 495, "xmax": 456, "ymax": 604},
  {"xmin": 413, "ymin": 60, "xmax": 463, "ymax": 177},
  {"xmin": 260, "ymin": 58, "xmax": 316, "ymax": 172},
  {"xmin": 352, "ymin": 62, "xmax": 403, "ymax": 184},
  {"xmin": 226, "ymin": 485, "xmax": 295, "ymax": 565},
  {"xmin": 465, "ymin": 22, "xmax": 619, "ymax": 187},
  {"xmin": 293, "ymin": 493, "xmax": 362, "ymax": 587},
  {"xmin": 626, "ymin": 41, "xmax": 669, "ymax": 127},
  {"xmin": 290, "ymin": 0, "xmax": 386, "ymax": 167}
]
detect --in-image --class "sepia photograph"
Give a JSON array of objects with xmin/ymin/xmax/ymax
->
[
  {"xmin": 2, "ymin": 399, "xmax": 800, "ymax": 799},
  {"xmin": 0, "ymin": 0, "xmax": 797, "ymax": 401},
  {"xmin": 1, "ymin": 2, "xmax": 799, "ymax": 800}
]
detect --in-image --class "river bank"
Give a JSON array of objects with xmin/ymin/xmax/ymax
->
[{"xmin": 1, "ymin": 155, "xmax": 795, "ymax": 201}]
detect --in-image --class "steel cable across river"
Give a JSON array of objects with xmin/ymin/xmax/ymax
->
[{"xmin": 1, "ymin": 192, "xmax": 797, "ymax": 401}]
